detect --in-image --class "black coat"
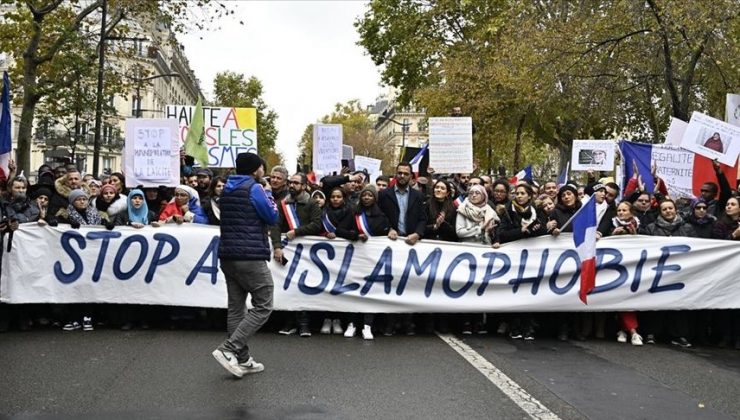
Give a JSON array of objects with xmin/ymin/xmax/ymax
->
[
  {"xmin": 498, "ymin": 203, "xmax": 548, "ymax": 243},
  {"xmin": 378, "ymin": 186, "xmax": 427, "ymax": 237},
  {"xmin": 340, "ymin": 204, "xmax": 390, "ymax": 240}
]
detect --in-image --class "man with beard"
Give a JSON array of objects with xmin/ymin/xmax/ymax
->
[
  {"xmin": 48, "ymin": 168, "xmax": 89, "ymax": 220},
  {"xmin": 378, "ymin": 161, "xmax": 427, "ymax": 336},
  {"xmin": 270, "ymin": 172, "xmax": 322, "ymax": 337}
]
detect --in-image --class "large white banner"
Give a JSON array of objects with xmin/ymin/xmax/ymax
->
[
  {"xmin": 428, "ymin": 117, "xmax": 473, "ymax": 173},
  {"xmin": 3, "ymin": 225, "xmax": 740, "ymax": 312},
  {"xmin": 165, "ymin": 105, "xmax": 258, "ymax": 168},
  {"xmin": 123, "ymin": 118, "xmax": 180, "ymax": 188}
]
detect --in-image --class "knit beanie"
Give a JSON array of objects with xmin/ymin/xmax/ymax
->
[
  {"xmin": 68, "ymin": 189, "xmax": 88, "ymax": 204},
  {"xmin": 557, "ymin": 184, "xmax": 578, "ymax": 201},
  {"xmin": 360, "ymin": 184, "xmax": 378, "ymax": 201},
  {"xmin": 235, "ymin": 152, "xmax": 264, "ymax": 175},
  {"xmin": 100, "ymin": 184, "xmax": 117, "ymax": 195}
]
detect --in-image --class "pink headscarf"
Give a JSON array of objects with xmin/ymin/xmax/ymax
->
[{"xmin": 468, "ymin": 184, "xmax": 489, "ymax": 207}]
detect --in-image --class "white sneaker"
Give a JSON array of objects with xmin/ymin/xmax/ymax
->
[
  {"xmin": 320, "ymin": 318, "xmax": 332, "ymax": 334},
  {"xmin": 238, "ymin": 357, "xmax": 265, "ymax": 374},
  {"xmin": 362, "ymin": 325, "xmax": 374, "ymax": 340},
  {"xmin": 617, "ymin": 331, "xmax": 628, "ymax": 343},
  {"xmin": 62, "ymin": 321, "xmax": 81, "ymax": 331},
  {"xmin": 212, "ymin": 349, "xmax": 243, "ymax": 378},
  {"xmin": 344, "ymin": 323, "xmax": 356, "ymax": 338},
  {"xmin": 82, "ymin": 316, "xmax": 94, "ymax": 331},
  {"xmin": 332, "ymin": 319, "xmax": 344, "ymax": 335},
  {"xmin": 631, "ymin": 333, "xmax": 643, "ymax": 346}
]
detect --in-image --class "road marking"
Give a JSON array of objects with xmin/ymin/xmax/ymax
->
[{"xmin": 437, "ymin": 333, "xmax": 561, "ymax": 420}]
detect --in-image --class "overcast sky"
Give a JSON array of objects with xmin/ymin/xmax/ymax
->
[{"xmin": 180, "ymin": 0, "xmax": 382, "ymax": 170}]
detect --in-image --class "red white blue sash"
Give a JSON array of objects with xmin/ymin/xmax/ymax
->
[
  {"xmin": 321, "ymin": 211, "xmax": 337, "ymax": 233},
  {"xmin": 354, "ymin": 211, "xmax": 373, "ymax": 237},
  {"xmin": 281, "ymin": 200, "xmax": 301, "ymax": 230},
  {"xmin": 453, "ymin": 196, "xmax": 464, "ymax": 208}
]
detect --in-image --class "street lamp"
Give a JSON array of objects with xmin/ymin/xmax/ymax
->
[
  {"xmin": 133, "ymin": 72, "xmax": 181, "ymax": 118},
  {"xmin": 378, "ymin": 110, "xmax": 411, "ymax": 152}
]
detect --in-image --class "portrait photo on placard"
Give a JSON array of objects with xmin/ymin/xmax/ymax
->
[
  {"xmin": 571, "ymin": 140, "xmax": 615, "ymax": 171},
  {"xmin": 680, "ymin": 111, "xmax": 740, "ymax": 166}
]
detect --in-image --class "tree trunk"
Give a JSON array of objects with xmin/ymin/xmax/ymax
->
[{"xmin": 512, "ymin": 114, "xmax": 526, "ymax": 171}]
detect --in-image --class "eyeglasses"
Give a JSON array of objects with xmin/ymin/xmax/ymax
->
[
  {"xmin": 695, "ymin": 206, "xmax": 707, "ymax": 210},
  {"xmin": 469, "ymin": 191, "xmax": 483, "ymax": 195},
  {"xmin": 700, "ymin": 189, "xmax": 712, "ymax": 193}
]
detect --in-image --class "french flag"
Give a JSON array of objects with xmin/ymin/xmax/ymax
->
[
  {"xmin": 509, "ymin": 165, "xmax": 532, "ymax": 185},
  {"xmin": 572, "ymin": 195, "xmax": 597, "ymax": 304},
  {"xmin": 620, "ymin": 140, "xmax": 737, "ymax": 198},
  {"xmin": 0, "ymin": 71, "xmax": 11, "ymax": 179},
  {"xmin": 556, "ymin": 161, "xmax": 570, "ymax": 188},
  {"xmin": 409, "ymin": 142, "xmax": 428, "ymax": 174}
]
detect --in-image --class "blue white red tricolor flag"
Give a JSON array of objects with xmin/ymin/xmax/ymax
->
[
  {"xmin": 572, "ymin": 194, "xmax": 597, "ymax": 304},
  {"xmin": 0, "ymin": 71, "xmax": 12, "ymax": 179},
  {"xmin": 509, "ymin": 165, "xmax": 532, "ymax": 185},
  {"xmin": 409, "ymin": 142, "xmax": 428, "ymax": 174},
  {"xmin": 556, "ymin": 161, "xmax": 570, "ymax": 188}
]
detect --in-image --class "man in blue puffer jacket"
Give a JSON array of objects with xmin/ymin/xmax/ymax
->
[{"xmin": 212, "ymin": 152, "xmax": 278, "ymax": 379}]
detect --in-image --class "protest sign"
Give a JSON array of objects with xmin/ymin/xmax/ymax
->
[
  {"xmin": 428, "ymin": 117, "xmax": 473, "ymax": 173},
  {"xmin": 312, "ymin": 124, "xmax": 343, "ymax": 175},
  {"xmin": 4, "ymin": 225, "xmax": 740, "ymax": 312},
  {"xmin": 166, "ymin": 105, "xmax": 257, "ymax": 168},
  {"xmin": 680, "ymin": 111, "xmax": 740, "ymax": 166},
  {"xmin": 727, "ymin": 93, "xmax": 740, "ymax": 127},
  {"xmin": 123, "ymin": 118, "xmax": 179, "ymax": 187},
  {"xmin": 572, "ymin": 140, "xmax": 616, "ymax": 171},
  {"xmin": 665, "ymin": 118, "xmax": 688, "ymax": 146},
  {"xmin": 354, "ymin": 155, "xmax": 382, "ymax": 183}
]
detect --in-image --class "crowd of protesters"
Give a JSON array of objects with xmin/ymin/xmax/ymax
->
[{"xmin": 1, "ymin": 152, "xmax": 739, "ymax": 351}]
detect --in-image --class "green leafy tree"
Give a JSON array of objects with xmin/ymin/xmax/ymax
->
[
  {"xmin": 298, "ymin": 99, "xmax": 396, "ymax": 175},
  {"xmin": 0, "ymin": 0, "xmax": 231, "ymax": 173}
]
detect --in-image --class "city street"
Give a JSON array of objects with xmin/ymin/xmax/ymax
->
[{"xmin": 1, "ymin": 328, "xmax": 739, "ymax": 419}]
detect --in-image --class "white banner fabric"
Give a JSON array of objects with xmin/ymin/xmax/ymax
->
[{"xmin": 3, "ymin": 225, "xmax": 740, "ymax": 312}]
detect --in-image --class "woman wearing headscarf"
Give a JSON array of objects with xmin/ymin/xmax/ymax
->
[
  {"xmin": 341, "ymin": 184, "xmax": 389, "ymax": 340},
  {"xmin": 158, "ymin": 185, "xmax": 208, "ymax": 224},
  {"xmin": 112, "ymin": 189, "xmax": 158, "ymax": 228},
  {"xmin": 56, "ymin": 189, "xmax": 104, "ymax": 332},
  {"xmin": 315, "ymin": 187, "xmax": 355, "ymax": 336},
  {"xmin": 498, "ymin": 183, "xmax": 548, "ymax": 340},
  {"xmin": 455, "ymin": 184, "xmax": 498, "ymax": 335}
]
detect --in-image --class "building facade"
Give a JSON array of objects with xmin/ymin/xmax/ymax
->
[{"xmin": 371, "ymin": 87, "xmax": 427, "ymax": 162}]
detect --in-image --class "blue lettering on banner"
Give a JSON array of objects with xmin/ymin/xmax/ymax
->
[
  {"xmin": 649, "ymin": 245, "xmax": 690, "ymax": 293},
  {"xmin": 592, "ymin": 248, "xmax": 628, "ymax": 294},
  {"xmin": 185, "ymin": 236, "xmax": 220, "ymax": 285},
  {"xmin": 396, "ymin": 248, "xmax": 441, "ymax": 297},
  {"xmin": 330, "ymin": 244, "xmax": 360, "ymax": 295},
  {"xmin": 54, "ymin": 231, "xmax": 86, "ymax": 284},
  {"xmin": 113, "ymin": 235, "xmax": 149, "ymax": 280},
  {"xmin": 477, "ymin": 252, "xmax": 511, "ymax": 296},
  {"xmin": 361, "ymin": 246, "xmax": 394, "ymax": 295},
  {"xmin": 548, "ymin": 250, "xmax": 580, "ymax": 295},
  {"xmin": 283, "ymin": 243, "xmax": 304, "ymax": 290},
  {"xmin": 442, "ymin": 253, "xmax": 476, "ymax": 298},
  {"xmin": 509, "ymin": 249, "xmax": 549, "ymax": 295},
  {"xmin": 87, "ymin": 231, "xmax": 123, "ymax": 282},
  {"xmin": 630, "ymin": 250, "xmax": 648, "ymax": 292},
  {"xmin": 300, "ymin": 242, "xmax": 333, "ymax": 295},
  {"xmin": 145, "ymin": 233, "xmax": 180, "ymax": 283}
]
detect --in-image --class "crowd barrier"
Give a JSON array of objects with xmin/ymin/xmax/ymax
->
[{"xmin": 2, "ymin": 223, "xmax": 739, "ymax": 312}]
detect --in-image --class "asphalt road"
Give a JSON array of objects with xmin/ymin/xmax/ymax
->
[{"xmin": 1, "ymin": 329, "xmax": 739, "ymax": 419}]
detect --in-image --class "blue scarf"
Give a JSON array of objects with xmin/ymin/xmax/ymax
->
[{"xmin": 127, "ymin": 189, "xmax": 149, "ymax": 224}]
